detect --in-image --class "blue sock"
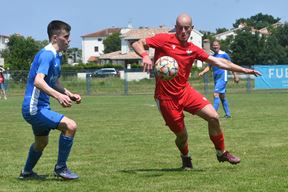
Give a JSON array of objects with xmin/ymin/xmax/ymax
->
[
  {"xmin": 56, "ymin": 134, "xmax": 74, "ymax": 169},
  {"xmin": 24, "ymin": 144, "xmax": 42, "ymax": 172},
  {"xmin": 222, "ymin": 97, "xmax": 231, "ymax": 116},
  {"xmin": 213, "ymin": 96, "xmax": 220, "ymax": 111}
]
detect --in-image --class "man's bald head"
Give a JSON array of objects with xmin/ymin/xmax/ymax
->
[
  {"xmin": 175, "ymin": 13, "xmax": 193, "ymax": 45},
  {"xmin": 176, "ymin": 13, "xmax": 192, "ymax": 26}
]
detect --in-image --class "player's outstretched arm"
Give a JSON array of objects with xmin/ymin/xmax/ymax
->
[{"xmin": 206, "ymin": 56, "xmax": 262, "ymax": 77}]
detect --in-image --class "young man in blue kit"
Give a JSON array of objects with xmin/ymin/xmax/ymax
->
[
  {"xmin": 199, "ymin": 40, "xmax": 239, "ymax": 118},
  {"xmin": 19, "ymin": 20, "xmax": 81, "ymax": 180}
]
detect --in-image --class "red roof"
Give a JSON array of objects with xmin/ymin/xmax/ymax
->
[
  {"xmin": 88, "ymin": 56, "xmax": 98, "ymax": 62},
  {"xmin": 121, "ymin": 27, "xmax": 171, "ymax": 40},
  {"xmin": 82, "ymin": 28, "xmax": 121, "ymax": 38},
  {"xmin": 99, "ymin": 51, "xmax": 141, "ymax": 60}
]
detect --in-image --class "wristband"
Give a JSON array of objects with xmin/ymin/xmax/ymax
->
[{"xmin": 141, "ymin": 52, "xmax": 149, "ymax": 58}]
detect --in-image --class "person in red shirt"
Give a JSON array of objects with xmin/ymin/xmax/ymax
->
[
  {"xmin": 0, "ymin": 68, "xmax": 7, "ymax": 100},
  {"xmin": 132, "ymin": 13, "xmax": 261, "ymax": 169}
]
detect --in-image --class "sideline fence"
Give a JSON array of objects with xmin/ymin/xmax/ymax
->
[{"xmin": 2, "ymin": 70, "xmax": 287, "ymax": 97}]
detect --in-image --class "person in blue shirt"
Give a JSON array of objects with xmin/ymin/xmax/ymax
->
[
  {"xmin": 199, "ymin": 40, "xmax": 239, "ymax": 118},
  {"xmin": 19, "ymin": 20, "xmax": 81, "ymax": 180}
]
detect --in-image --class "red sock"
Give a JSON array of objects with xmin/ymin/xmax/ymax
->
[
  {"xmin": 210, "ymin": 133, "xmax": 225, "ymax": 151},
  {"xmin": 180, "ymin": 143, "xmax": 189, "ymax": 156}
]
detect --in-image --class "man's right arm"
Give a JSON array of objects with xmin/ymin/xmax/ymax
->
[
  {"xmin": 132, "ymin": 39, "xmax": 153, "ymax": 71},
  {"xmin": 198, "ymin": 66, "xmax": 211, "ymax": 77},
  {"xmin": 34, "ymin": 73, "xmax": 72, "ymax": 107}
]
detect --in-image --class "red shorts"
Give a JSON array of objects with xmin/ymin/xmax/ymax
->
[{"xmin": 156, "ymin": 87, "xmax": 210, "ymax": 134}]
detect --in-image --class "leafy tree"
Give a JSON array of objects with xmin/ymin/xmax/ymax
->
[
  {"xmin": 216, "ymin": 27, "xmax": 229, "ymax": 34},
  {"xmin": 2, "ymin": 34, "xmax": 40, "ymax": 70},
  {"xmin": 218, "ymin": 36, "xmax": 234, "ymax": 54},
  {"xmin": 230, "ymin": 28, "xmax": 263, "ymax": 66},
  {"xmin": 233, "ymin": 13, "xmax": 280, "ymax": 29},
  {"xmin": 233, "ymin": 18, "xmax": 246, "ymax": 28},
  {"xmin": 103, "ymin": 32, "xmax": 121, "ymax": 53},
  {"xmin": 258, "ymin": 35, "xmax": 287, "ymax": 64},
  {"xmin": 1, "ymin": 34, "xmax": 43, "ymax": 82},
  {"xmin": 200, "ymin": 30, "xmax": 216, "ymax": 44},
  {"xmin": 272, "ymin": 23, "xmax": 288, "ymax": 48},
  {"xmin": 62, "ymin": 47, "xmax": 82, "ymax": 64}
]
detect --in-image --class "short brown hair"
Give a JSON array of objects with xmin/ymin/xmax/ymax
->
[{"xmin": 47, "ymin": 20, "xmax": 71, "ymax": 40}]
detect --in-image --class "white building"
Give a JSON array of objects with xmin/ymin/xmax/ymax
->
[
  {"xmin": 0, "ymin": 35, "xmax": 9, "ymax": 66},
  {"xmin": 81, "ymin": 28, "xmax": 121, "ymax": 63}
]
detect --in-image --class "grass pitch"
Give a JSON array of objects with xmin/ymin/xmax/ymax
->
[{"xmin": 0, "ymin": 93, "xmax": 287, "ymax": 192}]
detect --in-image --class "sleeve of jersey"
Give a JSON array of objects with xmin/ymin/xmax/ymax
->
[
  {"xmin": 196, "ymin": 47, "xmax": 210, "ymax": 62},
  {"xmin": 145, "ymin": 33, "xmax": 166, "ymax": 48},
  {"xmin": 37, "ymin": 51, "xmax": 54, "ymax": 75},
  {"xmin": 224, "ymin": 53, "xmax": 231, "ymax": 61}
]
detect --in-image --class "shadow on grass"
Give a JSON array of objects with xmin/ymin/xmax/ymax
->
[
  {"xmin": 120, "ymin": 167, "xmax": 206, "ymax": 177},
  {"xmin": 17, "ymin": 174, "xmax": 79, "ymax": 182}
]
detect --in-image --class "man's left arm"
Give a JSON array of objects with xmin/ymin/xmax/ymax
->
[{"xmin": 205, "ymin": 56, "xmax": 261, "ymax": 76}]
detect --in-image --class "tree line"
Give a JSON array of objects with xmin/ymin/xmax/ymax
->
[{"xmin": 202, "ymin": 13, "xmax": 288, "ymax": 66}]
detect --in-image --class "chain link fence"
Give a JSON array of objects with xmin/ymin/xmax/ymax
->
[{"xmin": 2, "ymin": 70, "xmax": 271, "ymax": 97}]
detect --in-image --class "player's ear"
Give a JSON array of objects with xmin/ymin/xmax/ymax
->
[{"xmin": 51, "ymin": 34, "xmax": 58, "ymax": 43}]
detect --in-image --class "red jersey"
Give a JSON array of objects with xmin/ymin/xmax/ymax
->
[
  {"xmin": 0, "ymin": 73, "xmax": 4, "ymax": 84},
  {"xmin": 145, "ymin": 33, "xmax": 209, "ymax": 99}
]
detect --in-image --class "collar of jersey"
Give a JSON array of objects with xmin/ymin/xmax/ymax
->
[{"xmin": 44, "ymin": 43, "xmax": 58, "ymax": 57}]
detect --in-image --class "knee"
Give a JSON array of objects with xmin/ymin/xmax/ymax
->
[
  {"xmin": 67, "ymin": 120, "xmax": 77, "ymax": 133},
  {"xmin": 175, "ymin": 130, "xmax": 188, "ymax": 144},
  {"xmin": 34, "ymin": 140, "xmax": 48, "ymax": 151},
  {"xmin": 207, "ymin": 112, "xmax": 220, "ymax": 124},
  {"xmin": 214, "ymin": 93, "xmax": 219, "ymax": 98}
]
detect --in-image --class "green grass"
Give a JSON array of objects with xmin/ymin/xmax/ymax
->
[{"xmin": 0, "ymin": 93, "xmax": 287, "ymax": 192}]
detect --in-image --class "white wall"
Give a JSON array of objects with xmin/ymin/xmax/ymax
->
[
  {"xmin": 0, "ymin": 36, "xmax": 8, "ymax": 51},
  {"xmin": 121, "ymin": 39, "xmax": 130, "ymax": 54},
  {"xmin": 189, "ymin": 30, "xmax": 202, "ymax": 48},
  {"xmin": 82, "ymin": 37, "xmax": 105, "ymax": 63},
  {"xmin": 119, "ymin": 71, "xmax": 150, "ymax": 81},
  {"xmin": 189, "ymin": 30, "xmax": 204, "ymax": 68}
]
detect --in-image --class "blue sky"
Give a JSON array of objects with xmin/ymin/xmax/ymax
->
[{"xmin": 1, "ymin": 0, "xmax": 287, "ymax": 48}]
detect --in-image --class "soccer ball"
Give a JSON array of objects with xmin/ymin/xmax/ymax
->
[{"xmin": 154, "ymin": 56, "xmax": 178, "ymax": 80}]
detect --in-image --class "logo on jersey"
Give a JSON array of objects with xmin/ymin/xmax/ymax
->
[
  {"xmin": 186, "ymin": 50, "xmax": 192, "ymax": 55},
  {"xmin": 172, "ymin": 45, "xmax": 176, "ymax": 50}
]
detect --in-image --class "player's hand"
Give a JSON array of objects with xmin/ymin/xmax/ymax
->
[
  {"xmin": 198, "ymin": 72, "xmax": 204, "ymax": 77},
  {"xmin": 58, "ymin": 94, "xmax": 72, "ymax": 108},
  {"xmin": 142, "ymin": 55, "xmax": 153, "ymax": 72},
  {"xmin": 70, "ymin": 93, "xmax": 81, "ymax": 104},
  {"xmin": 234, "ymin": 76, "xmax": 240, "ymax": 83},
  {"xmin": 245, "ymin": 69, "xmax": 262, "ymax": 77}
]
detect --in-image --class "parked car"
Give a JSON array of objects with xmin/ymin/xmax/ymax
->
[{"xmin": 91, "ymin": 68, "xmax": 118, "ymax": 78}]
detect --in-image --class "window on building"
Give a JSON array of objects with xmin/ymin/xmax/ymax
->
[
  {"xmin": 94, "ymin": 46, "xmax": 99, "ymax": 52},
  {"xmin": 98, "ymin": 38, "xmax": 102, "ymax": 41}
]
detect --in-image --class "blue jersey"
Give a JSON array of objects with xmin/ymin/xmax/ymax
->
[
  {"xmin": 209, "ymin": 50, "xmax": 231, "ymax": 82},
  {"xmin": 22, "ymin": 44, "xmax": 62, "ymax": 115}
]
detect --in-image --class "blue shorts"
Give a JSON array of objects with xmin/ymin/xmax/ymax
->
[
  {"xmin": 22, "ymin": 108, "xmax": 64, "ymax": 136},
  {"xmin": 0, "ymin": 83, "xmax": 5, "ymax": 90},
  {"xmin": 214, "ymin": 79, "xmax": 227, "ymax": 93}
]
